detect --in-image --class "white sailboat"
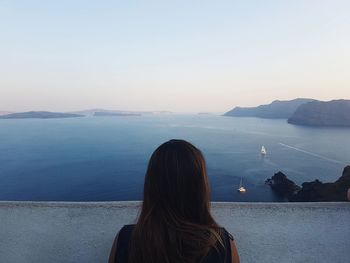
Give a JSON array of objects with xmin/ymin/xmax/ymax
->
[
  {"xmin": 261, "ymin": 146, "xmax": 267, "ymax": 156},
  {"xmin": 237, "ymin": 177, "xmax": 246, "ymax": 193}
]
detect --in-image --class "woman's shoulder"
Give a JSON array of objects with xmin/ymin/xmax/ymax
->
[
  {"xmin": 201, "ymin": 227, "xmax": 235, "ymax": 263},
  {"xmin": 118, "ymin": 224, "xmax": 136, "ymax": 242},
  {"xmin": 118, "ymin": 224, "xmax": 233, "ymax": 244},
  {"xmin": 219, "ymin": 227, "xmax": 234, "ymax": 241},
  {"xmin": 120, "ymin": 224, "xmax": 136, "ymax": 232},
  {"xmin": 113, "ymin": 224, "xmax": 136, "ymax": 263},
  {"xmin": 218, "ymin": 227, "xmax": 239, "ymax": 263}
]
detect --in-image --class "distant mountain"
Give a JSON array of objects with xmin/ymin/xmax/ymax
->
[
  {"xmin": 288, "ymin": 100, "xmax": 350, "ymax": 127},
  {"xmin": 198, "ymin": 112, "xmax": 213, "ymax": 115},
  {"xmin": 70, "ymin": 109, "xmax": 174, "ymax": 116},
  {"xmin": 0, "ymin": 111, "xmax": 13, "ymax": 116},
  {"xmin": 94, "ymin": 111, "xmax": 141, "ymax": 117},
  {"xmin": 0, "ymin": 111, "xmax": 84, "ymax": 119},
  {"xmin": 151, "ymin": 111, "xmax": 173, "ymax": 114},
  {"xmin": 70, "ymin": 109, "xmax": 119, "ymax": 116},
  {"xmin": 224, "ymin": 98, "xmax": 314, "ymax": 119},
  {"xmin": 70, "ymin": 109, "xmax": 148, "ymax": 116}
]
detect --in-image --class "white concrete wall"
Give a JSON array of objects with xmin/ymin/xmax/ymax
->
[{"xmin": 0, "ymin": 201, "xmax": 349, "ymax": 263}]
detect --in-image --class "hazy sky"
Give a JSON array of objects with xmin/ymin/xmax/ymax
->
[{"xmin": 0, "ymin": 0, "xmax": 349, "ymax": 113}]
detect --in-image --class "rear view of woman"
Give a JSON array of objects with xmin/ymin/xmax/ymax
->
[{"xmin": 109, "ymin": 139, "xmax": 240, "ymax": 263}]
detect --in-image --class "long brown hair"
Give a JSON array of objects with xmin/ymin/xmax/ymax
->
[{"xmin": 128, "ymin": 139, "xmax": 225, "ymax": 263}]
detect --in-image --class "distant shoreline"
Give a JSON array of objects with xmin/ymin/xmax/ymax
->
[{"xmin": 0, "ymin": 111, "xmax": 84, "ymax": 119}]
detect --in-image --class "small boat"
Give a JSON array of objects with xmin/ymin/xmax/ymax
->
[
  {"xmin": 237, "ymin": 177, "xmax": 246, "ymax": 193},
  {"xmin": 261, "ymin": 146, "xmax": 267, "ymax": 156}
]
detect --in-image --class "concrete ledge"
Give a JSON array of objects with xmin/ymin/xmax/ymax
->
[{"xmin": 0, "ymin": 201, "xmax": 349, "ymax": 263}]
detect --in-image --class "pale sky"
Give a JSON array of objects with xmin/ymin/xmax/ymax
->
[{"xmin": 0, "ymin": 0, "xmax": 349, "ymax": 113}]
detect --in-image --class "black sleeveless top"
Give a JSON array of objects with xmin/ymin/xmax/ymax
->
[{"xmin": 114, "ymin": 224, "xmax": 234, "ymax": 263}]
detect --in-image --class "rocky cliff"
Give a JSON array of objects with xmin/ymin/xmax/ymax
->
[
  {"xmin": 265, "ymin": 172, "xmax": 301, "ymax": 200},
  {"xmin": 224, "ymin": 98, "xmax": 313, "ymax": 119},
  {"xmin": 288, "ymin": 100, "xmax": 350, "ymax": 126},
  {"xmin": 266, "ymin": 166, "xmax": 350, "ymax": 202}
]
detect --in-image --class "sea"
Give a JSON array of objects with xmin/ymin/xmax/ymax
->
[{"xmin": 0, "ymin": 114, "xmax": 349, "ymax": 202}]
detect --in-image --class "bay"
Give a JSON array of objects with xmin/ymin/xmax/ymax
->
[{"xmin": 0, "ymin": 114, "xmax": 349, "ymax": 202}]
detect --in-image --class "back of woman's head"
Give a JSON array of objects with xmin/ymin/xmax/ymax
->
[
  {"xmin": 144, "ymin": 139, "xmax": 211, "ymax": 221},
  {"xmin": 128, "ymin": 139, "xmax": 224, "ymax": 263}
]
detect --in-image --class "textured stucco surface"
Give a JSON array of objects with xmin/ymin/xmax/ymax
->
[{"xmin": 0, "ymin": 201, "xmax": 349, "ymax": 263}]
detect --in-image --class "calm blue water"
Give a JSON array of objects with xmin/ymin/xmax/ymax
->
[{"xmin": 0, "ymin": 114, "xmax": 349, "ymax": 202}]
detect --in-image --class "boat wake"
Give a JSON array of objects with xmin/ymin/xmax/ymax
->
[{"xmin": 279, "ymin": 143, "xmax": 344, "ymax": 165}]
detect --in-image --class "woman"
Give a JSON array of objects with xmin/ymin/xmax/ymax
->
[{"xmin": 109, "ymin": 139, "xmax": 240, "ymax": 263}]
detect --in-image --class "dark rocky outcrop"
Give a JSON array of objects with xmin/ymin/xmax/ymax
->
[
  {"xmin": 265, "ymin": 172, "xmax": 301, "ymax": 199},
  {"xmin": 224, "ymin": 98, "xmax": 314, "ymax": 119},
  {"xmin": 0, "ymin": 111, "xmax": 84, "ymax": 119},
  {"xmin": 290, "ymin": 166, "xmax": 350, "ymax": 202},
  {"xmin": 288, "ymin": 100, "xmax": 350, "ymax": 127},
  {"xmin": 266, "ymin": 166, "xmax": 350, "ymax": 202}
]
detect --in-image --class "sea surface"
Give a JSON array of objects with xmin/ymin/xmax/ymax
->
[{"xmin": 0, "ymin": 114, "xmax": 349, "ymax": 202}]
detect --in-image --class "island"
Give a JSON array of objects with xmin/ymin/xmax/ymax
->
[
  {"xmin": 198, "ymin": 112, "xmax": 213, "ymax": 115},
  {"xmin": 70, "ymin": 109, "xmax": 150, "ymax": 116},
  {"xmin": 224, "ymin": 98, "xmax": 313, "ymax": 119},
  {"xmin": 288, "ymin": 99, "xmax": 350, "ymax": 127},
  {"xmin": 93, "ymin": 111, "xmax": 141, "ymax": 117},
  {"xmin": 0, "ymin": 111, "xmax": 84, "ymax": 119},
  {"xmin": 265, "ymin": 166, "xmax": 350, "ymax": 202}
]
